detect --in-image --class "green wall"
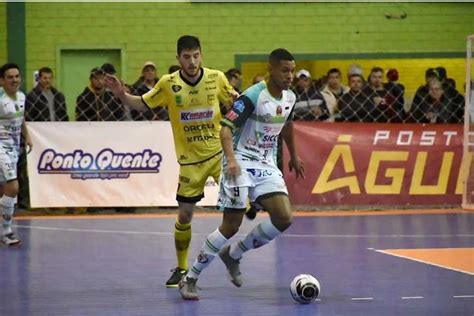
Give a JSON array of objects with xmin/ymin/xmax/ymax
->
[
  {"xmin": 0, "ymin": 3, "xmax": 6, "ymax": 65},
  {"xmin": 20, "ymin": 2, "xmax": 474, "ymax": 90}
]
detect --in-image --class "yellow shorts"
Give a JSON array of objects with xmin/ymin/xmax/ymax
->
[{"xmin": 176, "ymin": 153, "xmax": 221, "ymax": 203}]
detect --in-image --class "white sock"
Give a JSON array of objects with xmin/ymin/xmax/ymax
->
[
  {"xmin": 187, "ymin": 228, "xmax": 228, "ymax": 280},
  {"xmin": 2, "ymin": 195, "xmax": 16, "ymax": 236},
  {"xmin": 229, "ymin": 219, "xmax": 281, "ymax": 260}
]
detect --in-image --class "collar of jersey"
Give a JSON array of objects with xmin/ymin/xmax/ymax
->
[{"xmin": 179, "ymin": 67, "xmax": 204, "ymax": 87}]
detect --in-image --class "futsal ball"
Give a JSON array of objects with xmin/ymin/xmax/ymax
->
[{"xmin": 290, "ymin": 274, "xmax": 321, "ymax": 304}]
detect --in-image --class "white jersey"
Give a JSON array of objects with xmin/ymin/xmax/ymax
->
[
  {"xmin": 221, "ymin": 81, "xmax": 296, "ymax": 170},
  {"xmin": 0, "ymin": 90, "xmax": 25, "ymax": 151}
]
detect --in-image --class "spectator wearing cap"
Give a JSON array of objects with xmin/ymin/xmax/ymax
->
[
  {"xmin": 384, "ymin": 68, "xmax": 405, "ymax": 119},
  {"xmin": 75, "ymin": 67, "xmax": 127, "ymax": 121},
  {"xmin": 336, "ymin": 72, "xmax": 380, "ymax": 122},
  {"xmin": 130, "ymin": 61, "xmax": 168, "ymax": 121},
  {"xmin": 321, "ymin": 68, "xmax": 349, "ymax": 121},
  {"xmin": 362, "ymin": 67, "xmax": 404, "ymax": 122},
  {"xmin": 292, "ymin": 69, "xmax": 330, "ymax": 121},
  {"xmin": 407, "ymin": 78, "xmax": 464, "ymax": 124}
]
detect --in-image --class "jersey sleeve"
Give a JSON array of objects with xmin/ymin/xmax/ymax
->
[
  {"xmin": 221, "ymin": 95, "xmax": 254, "ymax": 130},
  {"xmin": 141, "ymin": 78, "xmax": 168, "ymax": 109},
  {"xmin": 217, "ymin": 71, "xmax": 235, "ymax": 107}
]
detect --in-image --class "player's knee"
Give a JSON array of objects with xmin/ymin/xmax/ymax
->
[
  {"xmin": 271, "ymin": 212, "xmax": 293, "ymax": 232},
  {"xmin": 3, "ymin": 180, "xmax": 19, "ymax": 197},
  {"xmin": 219, "ymin": 222, "xmax": 240, "ymax": 239}
]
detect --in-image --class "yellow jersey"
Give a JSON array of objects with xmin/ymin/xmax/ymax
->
[{"xmin": 142, "ymin": 67, "xmax": 234, "ymax": 165}]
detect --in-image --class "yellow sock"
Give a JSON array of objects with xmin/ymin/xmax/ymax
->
[{"xmin": 174, "ymin": 221, "xmax": 191, "ymax": 270}]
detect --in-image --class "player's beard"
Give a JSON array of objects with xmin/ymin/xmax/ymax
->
[{"xmin": 182, "ymin": 66, "xmax": 200, "ymax": 79}]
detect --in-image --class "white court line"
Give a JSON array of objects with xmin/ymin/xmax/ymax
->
[
  {"xmin": 373, "ymin": 249, "xmax": 474, "ymax": 276},
  {"xmin": 351, "ymin": 297, "xmax": 373, "ymax": 301},
  {"xmin": 401, "ymin": 296, "xmax": 424, "ymax": 300},
  {"xmin": 12, "ymin": 224, "xmax": 474, "ymax": 239},
  {"xmin": 453, "ymin": 295, "xmax": 474, "ymax": 298}
]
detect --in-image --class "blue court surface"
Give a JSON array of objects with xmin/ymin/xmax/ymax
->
[{"xmin": 1, "ymin": 210, "xmax": 473, "ymax": 316}]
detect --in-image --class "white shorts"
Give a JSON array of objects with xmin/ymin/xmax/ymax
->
[
  {"xmin": 0, "ymin": 148, "xmax": 19, "ymax": 183},
  {"xmin": 217, "ymin": 165, "xmax": 288, "ymax": 211}
]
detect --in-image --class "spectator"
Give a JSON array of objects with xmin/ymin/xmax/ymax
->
[
  {"xmin": 336, "ymin": 72, "xmax": 380, "ymax": 122},
  {"xmin": 384, "ymin": 68, "xmax": 405, "ymax": 112},
  {"xmin": 321, "ymin": 68, "xmax": 349, "ymax": 121},
  {"xmin": 25, "ymin": 67, "xmax": 68, "ymax": 122},
  {"xmin": 408, "ymin": 78, "xmax": 464, "ymax": 124},
  {"xmin": 76, "ymin": 67, "xmax": 127, "ymax": 121},
  {"xmin": 292, "ymin": 69, "xmax": 330, "ymax": 121},
  {"xmin": 411, "ymin": 68, "xmax": 439, "ymax": 112},
  {"xmin": 168, "ymin": 64, "xmax": 180, "ymax": 74},
  {"xmin": 362, "ymin": 67, "xmax": 404, "ymax": 122},
  {"xmin": 252, "ymin": 73, "xmax": 265, "ymax": 84},
  {"xmin": 225, "ymin": 68, "xmax": 242, "ymax": 93},
  {"xmin": 130, "ymin": 61, "xmax": 168, "ymax": 121}
]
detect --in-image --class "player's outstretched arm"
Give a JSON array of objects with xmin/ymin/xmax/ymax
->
[
  {"xmin": 281, "ymin": 121, "xmax": 305, "ymax": 179},
  {"xmin": 104, "ymin": 74, "xmax": 147, "ymax": 112},
  {"xmin": 22, "ymin": 121, "xmax": 33, "ymax": 154}
]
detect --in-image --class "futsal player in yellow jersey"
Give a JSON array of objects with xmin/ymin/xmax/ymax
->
[{"xmin": 105, "ymin": 35, "xmax": 237, "ymax": 287}]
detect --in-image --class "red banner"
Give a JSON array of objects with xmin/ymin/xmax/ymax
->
[{"xmin": 283, "ymin": 123, "xmax": 464, "ymax": 206}]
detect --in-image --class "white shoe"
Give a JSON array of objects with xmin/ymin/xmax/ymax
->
[{"xmin": 3, "ymin": 233, "xmax": 21, "ymax": 246}]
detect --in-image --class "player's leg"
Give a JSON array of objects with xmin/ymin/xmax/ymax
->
[
  {"xmin": 1, "ymin": 153, "xmax": 21, "ymax": 246},
  {"xmin": 167, "ymin": 158, "xmax": 217, "ymax": 287},
  {"xmin": 179, "ymin": 181, "xmax": 247, "ymax": 300}
]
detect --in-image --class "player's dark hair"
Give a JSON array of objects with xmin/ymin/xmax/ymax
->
[
  {"xmin": 327, "ymin": 68, "xmax": 341, "ymax": 77},
  {"xmin": 38, "ymin": 67, "xmax": 53, "ymax": 77},
  {"xmin": 177, "ymin": 35, "xmax": 201, "ymax": 55},
  {"xmin": 269, "ymin": 48, "xmax": 294, "ymax": 65},
  {"xmin": 1, "ymin": 63, "xmax": 20, "ymax": 78}
]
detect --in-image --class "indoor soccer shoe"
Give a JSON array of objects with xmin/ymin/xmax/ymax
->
[
  {"xmin": 219, "ymin": 245, "xmax": 242, "ymax": 287},
  {"xmin": 165, "ymin": 267, "xmax": 187, "ymax": 288},
  {"xmin": 2, "ymin": 233, "xmax": 21, "ymax": 246},
  {"xmin": 178, "ymin": 276, "xmax": 200, "ymax": 300}
]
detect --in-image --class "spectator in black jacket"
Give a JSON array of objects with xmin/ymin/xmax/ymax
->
[
  {"xmin": 292, "ymin": 69, "xmax": 330, "ymax": 121},
  {"xmin": 25, "ymin": 67, "xmax": 68, "ymax": 122},
  {"xmin": 76, "ymin": 67, "xmax": 127, "ymax": 121}
]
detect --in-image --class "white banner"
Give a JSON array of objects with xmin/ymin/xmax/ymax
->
[{"xmin": 26, "ymin": 122, "xmax": 219, "ymax": 208}]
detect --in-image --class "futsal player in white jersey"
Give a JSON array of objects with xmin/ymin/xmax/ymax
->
[
  {"xmin": 0, "ymin": 63, "xmax": 33, "ymax": 245},
  {"xmin": 179, "ymin": 49, "xmax": 305, "ymax": 300}
]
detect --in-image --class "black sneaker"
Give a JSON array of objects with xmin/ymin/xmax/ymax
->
[
  {"xmin": 166, "ymin": 268, "xmax": 187, "ymax": 288},
  {"xmin": 245, "ymin": 203, "xmax": 261, "ymax": 220},
  {"xmin": 2, "ymin": 233, "xmax": 21, "ymax": 246}
]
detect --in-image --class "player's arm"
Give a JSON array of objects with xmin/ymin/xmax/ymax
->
[
  {"xmin": 281, "ymin": 117, "xmax": 305, "ymax": 179},
  {"xmin": 220, "ymin": 96, "xmax": 254, "ymax": 180},
  {"xmin": 21, "ymin": 121, "xmax": 33, "ymax": 154},
  {"xmin": 104, "ymin": 74, "xmax": 148, "ymax": 112},
  {"xmin": 218, "ymin": 71, "xmax": 239, "ymax": 115}
]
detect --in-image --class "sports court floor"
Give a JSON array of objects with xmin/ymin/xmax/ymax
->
[{"xmin": 1, "ymin": 209, "xmax": 473, "ymax": 316}]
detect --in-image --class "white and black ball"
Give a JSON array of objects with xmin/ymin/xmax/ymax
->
[{"xmin": 290, "ymin": 274, "xmax": 321, "ymax": 304}]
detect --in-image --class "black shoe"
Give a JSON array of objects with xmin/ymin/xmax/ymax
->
[
  {"xmin": 245, "ymin": 203, "xmax": 262, "ymax": 220},
  {"xmin": 166, "ymin": 267, "xmax": 187, "ymax": 288}
]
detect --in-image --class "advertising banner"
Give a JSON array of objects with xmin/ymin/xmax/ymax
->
[
  {"xmin": 27, "ymin": 122, "xmax": 219, "ymax": 207},
  {"xmin": 283, "ymin": 123, "xmax": 464, "ymax": 206}
]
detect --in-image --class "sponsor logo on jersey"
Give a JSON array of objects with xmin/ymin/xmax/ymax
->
[
  {"xmin": 263, "ymin": 126, "xmax": 281, "ymax": 133},
  {"xmin": 180, "ymin": 109, "xmax": 214, "ymax": 122},
  {"xmin": 183, "ymin": 123, "xmax": 215, "ymax": 132},
  {"xmin": 225, "ymin": 110, "xmax": 238, "ymax": 121},
  {"xmin": 189, "ymin": 90, "xmax": 199, "ymax": 95},
  {"xmin": 207, "ymin": 94, "xmax": 215, "ymax": 105},
  {"xmin": 262, "ymin": 134, "xmax": 279, "ymax": 142},
  {"xmin": 175, "ymin": 95, "xmax": 182, "ymax": 106},
  {"xmin": 208, "ymin": 73, "xmax": 218, "ymax": 79},
  {"xmin": 233, "ymin": 100, "xmax": 245, "ymax": 113},
  {"xmin": 263, "ymin": 113, "xmax": 272, "ymax": 122},
  {"xmin": 172, "ymin": 85, "xmax": 182, "ymax": 92},
  {"xmin": 276, "ymin": 105, "xmax": 283, "ymax": 116},
  {"xmin": 205, "ymin": 80, "xmax": 216, "ymax": 84}
]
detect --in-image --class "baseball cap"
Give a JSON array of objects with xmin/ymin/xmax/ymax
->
[
  {"xmin": 101, "ymin": 63, "xmax": 116, "ymax": 75},
  {"xmin": 143, "ymin": 61, "xmax": 156, "ymax": 70},
  {"xmin": 90, "ymin": 67, "xmax": 104, "ymax": 78},
  {"xmin": 296, "ymin": 69, "xmax": 311, "ymax": 79}
]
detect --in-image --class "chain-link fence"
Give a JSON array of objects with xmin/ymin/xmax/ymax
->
[{"xmin": 291, "ymin": 68, "xmax": 465, "ymax": 124}]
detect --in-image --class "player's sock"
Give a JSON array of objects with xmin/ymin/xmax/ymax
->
[
  {"xmin": 2, "ymin": 196, "xmax": 16, "ymax": 236},
  {"xmin": 175, "ymin": 221, "xmax": 191, "ymax": 270},
  {"xmin": 229, "ymin": 219, "xmax": 281, "ymax": 260},
  {"xmin": 186, "ymin": 228, "xmax": 227, "ymax": 279}
]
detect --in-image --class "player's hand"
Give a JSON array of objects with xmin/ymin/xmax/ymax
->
[
  {"xmin": 104, "ymin": 73, "xmax": 125, "ymax": 98},
  {"xmin": 230, "ymin": 90, "xmax": 240, "ymax": 101},
  {"xmin": 288, "ymin": 157, "xmax": 305, "ymax": 179},
  {"xmin": 225, "ymin": 159, "xmax": 241, "ymax": 183},
  {"xmin": 25, "ymin": 136, "xmax": 33, "ymax": 154}
]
